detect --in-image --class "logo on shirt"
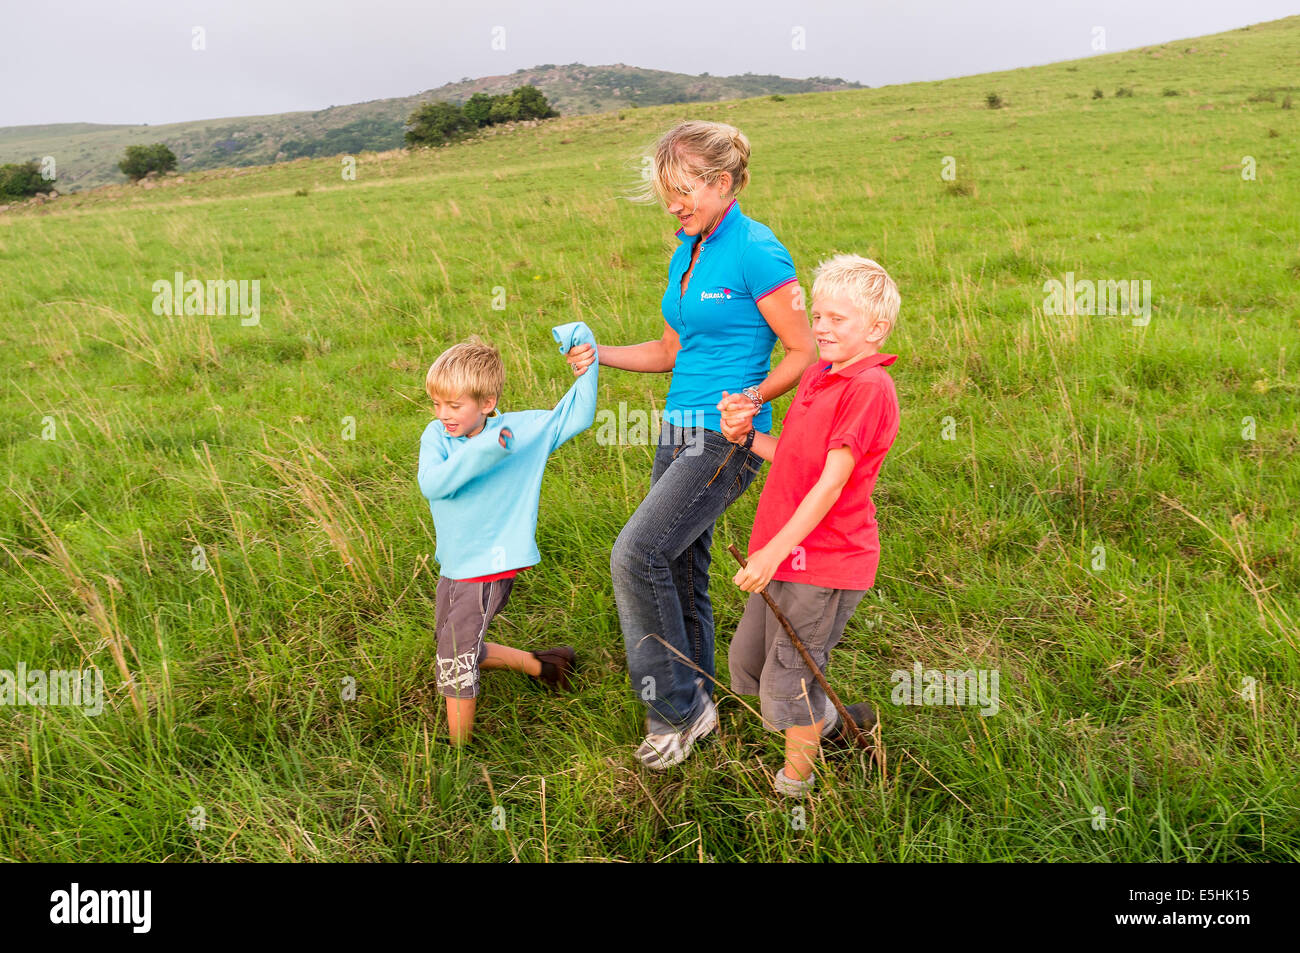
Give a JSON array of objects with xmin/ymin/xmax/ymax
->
[{"xmin": 699, "ymin": 287, "xmax": 733, "ymax": 301}]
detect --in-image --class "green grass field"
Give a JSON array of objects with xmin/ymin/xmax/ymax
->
[{"xmin": 1, "ymin": 17, "xmax": 1297, "ymax": 862}]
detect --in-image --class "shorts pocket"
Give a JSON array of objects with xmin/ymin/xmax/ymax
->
[{"xmin": 775, "ymin": 637, "xmax": 816, "ymax": 674}]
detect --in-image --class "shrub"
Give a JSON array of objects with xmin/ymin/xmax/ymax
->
[
  {"xmin": 404, "ymin": 101, "xmax": 474, "ymax": 147},
  {"xmin": 1093, "ymin": 88, "xmax": 1104, "ymax": 99},
  {"xmin": 0, "ymin": 160, "xmax": 55, "ymax": 199},
  {"xmin": 1162, "ymin": 87, "xmax": 1180, "ymax": 96},
  {"xmin": 462, "ymin": 92, "xmax": 495, "ymax": 127},
  {"xmin": 986, "ymin": 92, "xmax": 1003, "ymax": 109},
  {"xmin": 405, "ymin": 86, "xmax": 558, "ymax": 148},
  {"xmin": 1115, "ymin": 87, "xmax": 1134, "ymax": 98},
  {"xmin": 119, "ymin": 143, "xmax": 178, "ymax": 180}
]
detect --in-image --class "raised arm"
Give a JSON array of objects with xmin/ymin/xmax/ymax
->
[
  {"xmin": 417, "ymin": 421, "xmax": 513, "ymax": 502},
  {"xmin": 547, "ymin": 321, "xmax": 601, "ymax": 452}
]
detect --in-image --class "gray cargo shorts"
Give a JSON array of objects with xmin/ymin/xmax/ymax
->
[
  {"xmin": 434, "ymin": 575, "xmax": 515, "ymax": 699},
  {"xmin": 727, "ymin": 578, "xmax": 867, "ymax": 731}
]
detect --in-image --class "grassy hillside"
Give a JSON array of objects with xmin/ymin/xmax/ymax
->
[
  {"xmin": 0, "ymin": 64, "xmax": 862, "ymax": 193},
  {"xmin": 0, "ymin": 16, "xmax": 1297, "ymax": 862}
]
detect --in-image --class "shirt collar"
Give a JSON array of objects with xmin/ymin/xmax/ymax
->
[
  {"xmin": 819, "ymin": 351, "xmax": 898, "ymax": 379},
  {"xmin": 675, "ymin": 198, "xmax": 740, "ymax": 244}
]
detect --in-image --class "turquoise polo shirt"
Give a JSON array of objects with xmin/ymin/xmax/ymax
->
[{"xmin": 660, "ymin": 199, "xmax": 798, "ymax": 433}]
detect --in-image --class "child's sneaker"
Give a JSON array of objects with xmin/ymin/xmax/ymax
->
[
  {"xmin": 821, "ymin": 701, "xmax": 877, "ymax": 751},
  {"xmin": 774, "ymin": 766, "xmax": 816, "ymax": 796},
  {"xmin": 532, "ymin": 646, "xmax": 576, "ymax": 692},
  {"xmin": 636, "ymin": 682, "xmax": 717, "ymax": 770}
]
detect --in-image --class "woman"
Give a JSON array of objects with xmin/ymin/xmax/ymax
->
[{"xmin": 566, "ymin": 120, "xmax": 816, "ymax": 769}]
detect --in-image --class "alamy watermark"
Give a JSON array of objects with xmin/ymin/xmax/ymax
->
[
  {"xmin": 594, "ymin": 404, "xmax": 710, "ymax": 454},
  {"xmin": 890, "ymin": 662, "xmax": 999, "ymax": 715},
  {"xmin": 1043, "ymin": 272, "xmax": 1151, "ymax": 326},
  {"xmin": 151, "ymin": 270, "xmax": 260, "ymax": 326},
  {"xmin": 50, "ymin": 883, "xmax": 150, "ymax": 933},
  {"xmin": 1, "ymin": 663, "xmax": 104, "ymax": 716}
]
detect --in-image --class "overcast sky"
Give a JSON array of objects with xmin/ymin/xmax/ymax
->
[{"xmin": 3, "ymin": 0, "xmax": 1296, "ymax": 127}]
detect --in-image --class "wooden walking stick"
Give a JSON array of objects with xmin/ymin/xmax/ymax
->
[{"xmin": 728, "ymin": 544, "xmax": 873, "ymax": 753}]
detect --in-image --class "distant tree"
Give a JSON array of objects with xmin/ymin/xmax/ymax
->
[
  {"xmin": 487, "ymin": 94, "xmax": 522, "ymax": 125},
  {"xmin": 405, "ymin": 86, "xmax": 558, "ymax": 149},
  {"xmin": 511, "ymin": 85, "xmax": 558, "ymax": 120},
  {"xmin": 0, "ymin": 160, "xmax": 54, "ymax": 199},
  {"xmin": 462, "ymin": 92, "xmax": 496, "ymax": 127},
  {"xmin": 119, "ymin": 143, "xmax": 177, "ymax": 180},
  {"xmin": 405, "ymin": 101, "xmax": 473, "ymax": 147}
]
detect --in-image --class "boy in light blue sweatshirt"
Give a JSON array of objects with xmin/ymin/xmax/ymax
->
[{"xmin": 418, "ymin": 321, "xmax": 599, "ymax": 744}]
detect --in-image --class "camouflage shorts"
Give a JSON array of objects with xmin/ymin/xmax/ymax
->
[{"xmin": 434, "ymin": 575, "xmax": 515, "ymax": 699}]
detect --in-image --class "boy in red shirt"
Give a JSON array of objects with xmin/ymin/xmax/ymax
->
[{"xmin": 718, "ymin": 254, "xmax": 901, "ymax": 796}]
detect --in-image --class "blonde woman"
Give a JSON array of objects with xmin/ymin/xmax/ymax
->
[{"xmin": 566, "ymin": 120, "xmax": 816, "ymax": 768}]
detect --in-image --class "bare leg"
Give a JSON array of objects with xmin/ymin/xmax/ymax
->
[
  {"xmin": 784, "ymin": 720, "xmax": 824, "ymax": 780},
  {"xmin": 443, "ymin": 645, "xmax": 545, "ymax": 744},
  {"xmin": 446, "ymin": 696, "xmax": 476, "ymax": 745},
  {"xmin": 479, "ymin": 642, "xmax": 541, "ymax": 677}
]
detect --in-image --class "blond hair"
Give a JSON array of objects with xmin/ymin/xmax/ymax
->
[
  {"xmin": 629, "ymin": 120, "xmax": 752, "ymax": 206},
  {"xmin": 425, "ymin": 335, "xmax": 505, "ymax": 406},
  {"xmin": 811, "ymin": 255, "xmax": 901, "ymax": 342}
]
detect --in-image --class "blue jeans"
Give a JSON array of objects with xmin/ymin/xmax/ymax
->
[{"xmin": 611, "ymin": 420, "xmax": 764, "ymax": 730}]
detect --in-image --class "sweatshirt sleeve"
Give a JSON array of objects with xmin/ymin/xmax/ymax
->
[
  {"xmin": 418, "ymin": 419, "xmax": 514, "ymax": 502},
  {"xmin": 544, "ymin": 321, "xmax": 600, "ymax": 454}
]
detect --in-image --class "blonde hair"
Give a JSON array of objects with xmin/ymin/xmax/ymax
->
[
  {"xmin": 629, "ymin": 120, "xmax": 752, "ymax": 206},
  {"xmin": 811, "ymin": 255, "xmax": 901, "ymax": 342},
  {"xmin": 425, "ymin": 335, "xmax": 505, "ymax": 406}
]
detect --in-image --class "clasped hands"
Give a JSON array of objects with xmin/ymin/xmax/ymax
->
[{"xmin": 716, "ymin": 391, "xmax": 757, "ymax": 444}]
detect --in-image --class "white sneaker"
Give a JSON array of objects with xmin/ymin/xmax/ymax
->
[{"xmin": 636, "ymin": 689, "xmax": 717, "ymax": 770}]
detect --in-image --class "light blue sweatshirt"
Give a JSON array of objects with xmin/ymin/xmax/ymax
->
[{"xmin": 417, "ymin": 321, "xmax": 599, "ymax": 580}]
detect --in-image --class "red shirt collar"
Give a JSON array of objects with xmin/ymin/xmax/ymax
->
[
  {"xmin": 819, "ymin": 351, "xmax": 898, "ymax": 379},
  {"xmin": 675, "ymin": 198, "xmax": 739, "ymax": 243}
]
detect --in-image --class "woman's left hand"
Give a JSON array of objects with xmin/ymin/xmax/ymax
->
[{"xmin": 566, "ymin": 343, "xmax": 595, "ymax": 376}]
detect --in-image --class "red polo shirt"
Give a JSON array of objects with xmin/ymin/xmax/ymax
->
[{"xmin": 748, "ymin": 352, "xmax": 900, "ymax": 590}]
